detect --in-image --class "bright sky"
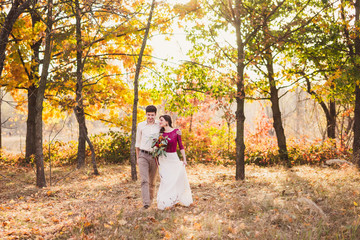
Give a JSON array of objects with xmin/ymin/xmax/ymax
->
[
  {"xmin": 149, "ymin": 29, "xmax": 189, "ymax": 64},
  {"xmin": 148, "ymin": 0, "xmax": 192, "ymax": 64}
]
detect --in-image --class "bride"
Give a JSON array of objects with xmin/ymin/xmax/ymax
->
[{"xmin": 156, "ymin": 115, "xmax": 193, "ymax": 210}]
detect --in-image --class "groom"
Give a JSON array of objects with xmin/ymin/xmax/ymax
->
[{"xmin": 135, "ymin": 105, "xmax": 160, "ymax": 209}]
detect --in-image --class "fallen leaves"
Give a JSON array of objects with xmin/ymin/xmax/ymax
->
[
  {"xmin": 193, "ymin": 222, "xmax": 202, "ymax": 230},
  {"xmin": 118, "ymin": 219, "xmax": 127, "ymax": 226},
  {"xmin": 1, "ymin": 164, "xmax": 360, "ymax": 239}
]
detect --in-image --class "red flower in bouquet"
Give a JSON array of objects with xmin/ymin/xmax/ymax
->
[{"xmin": 151, "ymin": 135, "xmax": 170, "ymax": 158}]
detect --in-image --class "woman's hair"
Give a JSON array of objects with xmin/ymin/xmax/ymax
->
[{"xmin": 159, "ymin": 115, "xmax": 172, "ymax": 133}]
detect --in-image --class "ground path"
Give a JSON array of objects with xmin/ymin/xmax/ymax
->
[{"xmin": 1, "ymin": 163, "xmax": 360, "ymax": 239}]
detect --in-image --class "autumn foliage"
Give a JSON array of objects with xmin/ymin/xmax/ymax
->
[{"xmin": 175, "ymin": 108, "xmax": 351, "ymax": 166}]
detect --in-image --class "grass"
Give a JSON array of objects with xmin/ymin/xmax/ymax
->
[{"xmin": 1, "ymin": 163, "xmax": 360, "ymax": 239}]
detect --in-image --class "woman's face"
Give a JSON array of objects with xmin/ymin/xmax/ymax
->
[{"xmin": 159, "ymin": 117, "xmax": 168, "ymax": 127}]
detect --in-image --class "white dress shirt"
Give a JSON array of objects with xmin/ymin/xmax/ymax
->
[{"xmin": 136, "ymin": 120, "xmax": 161, "ymax": 152}]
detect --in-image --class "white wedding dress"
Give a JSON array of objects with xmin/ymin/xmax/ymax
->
[{"xmin": 157, "ymin": 152, "xmax": 193, "ymax": 210}]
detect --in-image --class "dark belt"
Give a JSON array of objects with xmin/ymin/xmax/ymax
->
[{"xmin": 140, "ymin": 149, "xmax": 152, "ymax": 155}]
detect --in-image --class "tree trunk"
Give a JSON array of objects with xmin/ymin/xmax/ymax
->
[
  {"xmin": 74, "ymin": 107, "xmax": 99, "ymax": 174},
  {"xmin": 234, "ymin": 1, "xmax": 246, "ymax": 180},
  {"xmin": 265, "ymin": 47, "xmax": 289, "ymax": 167},
  {"xmin": 354, "ymin": 0, "xmax": 360, "ymax": 165},
  {"xmin": 25, "ymin": 11, "xmax": 42, "ymax": 161},
  {"xmin": 35, "ymin": 0, "xmax": 53, "ymax": 188},
  {"xmin": 303, "ymin": 74, "xmax": 336, "ymax": 139},
  {"xmin": 74, "ymin": 0, "xmax": 98, "ymax": 174},
  {"xmin": 0, "ymin": 0, "xmax": 32, "ymax": 78},
  {"xmin": 354, "ymin": 85, "xmax": 360, "ymax": 164},
  {"xmin": 26, "ymin": 85, "xmax": 37, "ymax": 160},
  {"xmin": 328, "ymin": 99, "xmax": 336, "ymax": 139},
  {"xmin": 77, "ymin": 123, "xmax": 86, "ymax": 168},
  {"xmin": 85, "ymin": 131, "xmax": 98, "ymax": 175},
  {"xmin": 74, "ymin": 0, "xmax": 86, "ymax": 169},
  {"xmin": 130, "ymin": 0, "xmax": 156, "ymax": 181}
]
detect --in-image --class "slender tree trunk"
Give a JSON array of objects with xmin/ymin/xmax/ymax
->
[
  {"xmin": 0, "ymin": 0, "xmax": 32, "ymax": 78},
  {"xmin": 26, "ymin": 85, "xmax": 37, "ymax": 160},
  {"xmin": 354, "ymin": 85, "xmax": 360, "ymax": 163},
  {"xmin": 73, "ymin": 0, "xmax": 98, "ymax": 174},
  {"xmin": 234, "ymin": 1, "xmax": 246, "ymax": 180},
  {"xmin": 130, "ymin": 0, "xmax": 156, "ymax": 181},
  {"xmin": 74, "ymin": 107, "xmax": 99, "ymax": 174},
  {"xmin": 74, "ymin": 0, "xmax": 86, "ymax": 169},
  {"xmin": 77, "ymin": 123, "xmax": 86, "ymax": 168},
  {"xmin": 265, "ymin": 47, "xmax": 289, "ymax": 166},
  {"xmin": 26, "ymin": 12, "xmax": 42, "ymax": 161},
  {"xmin": 328, "ymin": 99, "xmax": 336, "ymax": 139},
  {"xmin": 303, "ymin": 74, "xmax": 336, "ymax": 139},
  {"xmin": 35, "ymin": 0, "xmax": 53, "ymax": 188},
  {"xmin": 341, "ymin": 0, "xmax": 360, "ymax": 162},
  {"xmin": 354, "ymin": 0, "xmax": 360, "ymax": 165}
]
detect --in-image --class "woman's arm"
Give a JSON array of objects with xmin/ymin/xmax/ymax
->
[
  {"xmin": 180, "ymin": 149, "xmax": 187, "ymax": 165},
  {"xmin": 177, "ymin": 129, "xmax": 187, "ymax": 165}
]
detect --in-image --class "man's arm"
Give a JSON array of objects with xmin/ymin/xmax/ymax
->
[
  {"xmin": 135, "ymin": 147, "xmax": 140, "ymax": 164},
  {"xmin": 135, "ymin": 123, "xmax": 142, "ymax": 165}
]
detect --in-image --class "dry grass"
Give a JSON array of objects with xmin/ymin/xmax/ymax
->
[{"xmin": 1, "ymin": 163, "xmax": 360, "ymax": 239}]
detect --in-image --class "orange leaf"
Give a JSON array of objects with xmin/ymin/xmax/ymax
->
[{"xmin": 194, "ymin": 222, "xmax": 202, "ymax": 230}]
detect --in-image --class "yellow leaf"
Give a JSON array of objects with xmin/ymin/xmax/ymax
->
[
  {"xmin": 354, "ymin": 201, "xmax": 358, "ymax": 207},
  {"xmin": 194, "ymin": 222, "xmax": 202, "ymax": 230},
  {"xmin": 118, "ymin": 219, "xmax": 127, "ymax": 225},
  {"xmin": 163, "ymin": 229, "xmax": 171, "ymax": 239},
  {"xmin": 228, "ymin": 226, "xmax": 236, "ymax": 233}
]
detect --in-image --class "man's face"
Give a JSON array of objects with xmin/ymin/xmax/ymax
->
[{"xmin": 146, "ymin": 112, "xmax": 156, "ymax": 123}]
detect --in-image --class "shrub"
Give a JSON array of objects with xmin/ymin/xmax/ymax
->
[
  {"xmin": 1, "ymin": 127, "xmax": 352, "ymax": 168},
  {"xmin": 176, "ymin": 112, "xmax": 351, "ymax": 166},
  {"xmin": 41, "ymin": 131, "xmax": 130, "ymax": 166},
  {"xmin": 90, "ymin": 131, "xmax": 130, "ymax": 164},
  {"xmin": 44, "ymin": 140, "xmax": 78, "ymax": 166}
]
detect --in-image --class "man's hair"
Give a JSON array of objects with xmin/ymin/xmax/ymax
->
[{"xmin": 145, "ymin": 105, "xmax": 157, "ymax": 114}]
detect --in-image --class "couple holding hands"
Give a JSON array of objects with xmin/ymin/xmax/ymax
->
[{"xmin": 135, "ymin": 105, "xmax": 193, "ymax": 210}]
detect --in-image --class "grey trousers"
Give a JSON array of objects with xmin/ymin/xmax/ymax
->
[{"xmin": 138, "ymin": 151, "xmax": 158, "ymax": 206}]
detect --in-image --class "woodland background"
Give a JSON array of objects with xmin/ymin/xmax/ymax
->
[{"xmin": 1, "ymin": 0, "xmax": 360, "ymax": 239}]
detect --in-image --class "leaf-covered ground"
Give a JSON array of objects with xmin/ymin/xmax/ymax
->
[{"xmin": 1, "ymin": 163, "xmax": 360, "ymax": 239}]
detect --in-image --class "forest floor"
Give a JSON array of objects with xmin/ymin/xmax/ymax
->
[{"xmin": 1, "ymin": 163, "xmax": 360, "ymax": 239}]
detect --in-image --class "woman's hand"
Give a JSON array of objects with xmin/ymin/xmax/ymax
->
[{"xmin": 180, "ymin": 149, "xmax": 187, "ymax": 166}]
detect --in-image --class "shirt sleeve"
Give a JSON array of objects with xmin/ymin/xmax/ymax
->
[
  {"xmin": 177, "ymin": 130, "xmax": 184, "ymax": 150},
  {"xmin": 135, "ymin": 123, "xmax": 142, "ymax": 148}
]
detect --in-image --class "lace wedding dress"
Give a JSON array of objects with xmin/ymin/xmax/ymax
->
[{"xmin": 157, "ymin": 129, "xmax": 193, "ymax": 210}]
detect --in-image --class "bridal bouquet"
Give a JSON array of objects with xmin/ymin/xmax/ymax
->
[{"xmin": 151, "ymin": 135, "xmax": 170, "ymax": 158}]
